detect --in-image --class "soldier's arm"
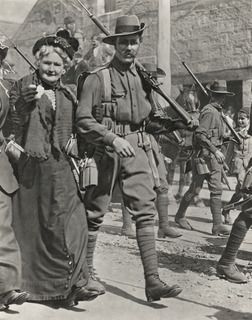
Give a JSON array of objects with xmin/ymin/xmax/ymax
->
[
  {"xmin": 194, "ymin": 108, "xmax": 218, "ymax": 154},
  {"xmin": 145, "ymin": 114, "xmax": 191, "ymax": 135},
  {"xmin": 76, "ymin": 73, "xmax": 117, "ymax": 146}
]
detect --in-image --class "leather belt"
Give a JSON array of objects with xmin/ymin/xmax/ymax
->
[{"xmin": 112, "ymin": 122, "xmax": 145, "ymax": 137}]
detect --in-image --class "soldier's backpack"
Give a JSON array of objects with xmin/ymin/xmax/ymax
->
[{"xmin": 77, "ymin": 66, "xmax": 114, "ymax": 123}]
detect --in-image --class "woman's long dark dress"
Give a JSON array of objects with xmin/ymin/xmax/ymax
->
[{"xmin": 10, "ymin": 73, "xmax": 88, "ymax": 301}]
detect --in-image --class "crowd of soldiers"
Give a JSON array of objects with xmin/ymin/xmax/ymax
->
[{"xmin": 0, "ymin": 12, "xmax": 251, "ymax": 312}]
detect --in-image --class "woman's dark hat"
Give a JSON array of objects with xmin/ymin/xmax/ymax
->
[
  {"xmin": 142, "ymin": 63, "xmax": 166, "ymax": 78},
  {"xmin": 206, "ymin": 80, "xmax": 235, "ymax": 96},
  {"xmin": 103, "ymin": 15, "xmax": 145, "ymax": 45},
  {"xmin": 32, "ymin": 35, "xmax": 78, "ymax": 60},
  {"xmin": 0, "ymin": 42, "xmax": 8, "ymax": 60},
  {"xmin": 56, "ymin": 29, "xmax": 79, "ymax": 52}
]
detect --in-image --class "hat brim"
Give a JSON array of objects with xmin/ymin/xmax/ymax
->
[
  {"xmin": 103, "ymin": 23, "xmax": 146, "ymax": 45},
  {"xmin": 206, "ymin": 84, "xmax": 235, "ymax": 96},
  {"xmin": 156, "ymin": 67, "xmax": 166, "ymax": 78}
]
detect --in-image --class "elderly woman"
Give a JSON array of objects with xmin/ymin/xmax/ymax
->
[{"xmin": 8, "ymin": 36, "xmax": 98, "ymax": 306}]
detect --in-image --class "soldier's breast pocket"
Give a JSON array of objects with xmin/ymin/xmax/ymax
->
[{"xmin": 111, "ymin": 90, "xmax": 127, "ymax": 120}]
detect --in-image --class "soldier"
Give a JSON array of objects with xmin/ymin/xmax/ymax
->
[
  {"xmin": 216, "ymin": 164, "xmax": 252, "ymax": 283},
  {"xmin": 0, "ymin": 43, "xmax": 29, "ymax": 310},
  {"xmin": 120, "ymin": 63, "xmax": 182, "ymax": 239},
  {"xmin": 174, "ymin": 80, "xmax": 234, "ymax": 236},
  {"xmin": 76, "ymin": 15, "xmax": 197, "ymax": 301}
]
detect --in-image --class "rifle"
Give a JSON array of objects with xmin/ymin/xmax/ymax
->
[
  {"xmin": 223, "ymin": 196, "xmax": 252, "ymax": 211},
  {"xmin": 182, "ymin": 61, "xmax": 242, "ymax": 145},
  {"xmin": 0, "ymin": 30, "xmax": 36, "ymax": 70},
  {"xmin": 75, "ymin": 0, "xmax": 192, "ymax": 125},
  {"xmin": 221, "ymin": 162, "xmax": 231, "ymax": 191}
]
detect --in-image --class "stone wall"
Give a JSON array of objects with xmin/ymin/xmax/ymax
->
[
  {"xmin": 9, "ymin": 0, "xmax": 252, "ymax": 106},
  {"xmin": 171, "ymin": 0, "xmax": 252, "ymax": 84}
]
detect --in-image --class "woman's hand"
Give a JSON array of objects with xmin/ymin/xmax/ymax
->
[{"xmin": 20, "ymin": 85, "xmax": 38, "ymax": 104}]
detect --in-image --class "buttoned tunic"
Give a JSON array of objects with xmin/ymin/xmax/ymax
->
[
  {"xmin": 9, "ymin": 73, "xmax": 88, "ymax": 301},
  {"xmin": 76, "ymin": 57, "xmax": 175, "ymax": 230}
]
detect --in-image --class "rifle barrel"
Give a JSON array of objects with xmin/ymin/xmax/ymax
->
[
  {"xmin": 14, "ymin": 46, "xmax": 36, "ymax": 70},
  {"xmin": 182, "ymin": 61, "xmax": 242, "ymax": 145},
  {"xmin": 182, "ymin": 61, "xmax": 209, "ymax": 97},
  {"xmin": 76, "ymin": 0, "xmax": 192, "ymax": 124}
]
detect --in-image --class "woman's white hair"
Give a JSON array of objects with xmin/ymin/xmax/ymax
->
[{"xmin": 34, "ymin": 45, "xmax": 72, "ymax": 69}]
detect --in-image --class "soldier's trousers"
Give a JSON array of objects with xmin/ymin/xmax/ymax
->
[
  {"xmin": 176, "ymin": 155, "xmax": 223, "ymax": 224},
  {"xmin": 0, "ymin": 188, "xmax": 21, "ymax": 294},
  {"xmin": 84, "ymin": 133, "xmax": 158, "ymax": 231}
]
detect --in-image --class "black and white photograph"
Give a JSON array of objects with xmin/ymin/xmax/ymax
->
[{"xmin": 0, "ymin": 0, "xmax": 251, "ymax": 319}]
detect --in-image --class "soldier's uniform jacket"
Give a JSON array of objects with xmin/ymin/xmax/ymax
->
[
  {"xmin": 0, "ymin": 80, "xmax": 18, "ymax": 194},
  {"xmin": 76, "ymin": 56, "xmax": 182, "ymax": 229},
  {"xmin": 76, "ymin": 56, "xmax": 177, "ymax": 146},
  {"xmin": 193, "ymin": 102, "xmax": 225, "ymax": 155}
]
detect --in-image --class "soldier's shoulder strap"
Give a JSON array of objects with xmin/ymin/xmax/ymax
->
[{"xmin": 76, "ymin": 63, "xmax": 111, "ymax": 101}]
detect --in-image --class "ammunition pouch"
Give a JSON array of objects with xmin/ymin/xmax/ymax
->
[
  {"xmin": 79, "ymin": 157, "xmax": 98, "ymax": 191},
  {"xmin": 194, "ymin": 157, "xmax": 210, "ymax": 175}
]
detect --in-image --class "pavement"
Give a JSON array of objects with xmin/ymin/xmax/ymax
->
[{"xmin": 1, "ymin": 174, "xmax": 252, "ymax": 320}]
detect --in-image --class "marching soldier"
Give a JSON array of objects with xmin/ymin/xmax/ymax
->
[
  {"xmin": 76, "ymin": 15, "xmax": 197, "ymax": 301},
  {"xmin": 120, "ymin": 63, "xmax": 182, "ymax": 239},
  {"xmin": 174, "ymin": 80, "xmax": 234, "ymax": 236},
  {"xmin": 216, "ymin": 164, "xmax": 252, "ymax": 283}
]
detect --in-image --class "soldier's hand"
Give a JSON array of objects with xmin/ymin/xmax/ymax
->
[
  {"xmin": 112, "ymin": 137, "xmax": 135, "ymax": 158},
  {"xmin": 215, "ymin": 150, "xmax": 225, "ymax": 163},
  {"xmin": 188, "ymin": 117, "xmax": 199, "ymax": 130},
  {"xmin": 20, "ymin": 85, "xmax": 38, "ymax": 104}
]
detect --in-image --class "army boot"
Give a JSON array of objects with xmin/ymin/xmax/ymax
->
[
  {"xmin": 156, "ymin": 193, "xmax": 182, "ymax": 238},
  {"xmin": 145, "ymin": 274, "xmax": 182, "ymax": 302},
  {"xmin": 136, "ymin": 225, "xmax": 182, "ymax": 302},
  {"xmin": 121, "ymin": 202, "xmax": 135, "ymax": 238},
  {"xmin": 211, "ymin": 196, "xmax": 230, "ymax": 236},
  {"xmin": 217, "ymin": 213, "xmax": 251, "ymax": 283},
  {"xmin": 175, "ymin": 191, "xmax": 194, "ymax": 230},
  {"xmin": 216, "ymin": 264, "xmax": 247, "ymax": 283},
  {"xmin": 86, "ymin": 231, "xmax": 106, "ymax": 295},
  {"xmin": 222, "ymin": 209, "xmax": 232, "ymax": 225}
]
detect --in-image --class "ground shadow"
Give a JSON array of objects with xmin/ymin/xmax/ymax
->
[
  {"xmin": 29, "ymin": 300, "xmax": 87, "ymax": 311},
  {"xmin": 178, "ymin": 296, "xmax": 252, "ymax": 320},
  {"xmin": 127, "ymin": 247, "xmax": 217, "ymax": 275},
  {"xmin": 2, "ymin": 308, "xmax": 19, "ymax": 314},
  {"xmin": 105, "ymin": 283, "xmax": 168, "ymax": 309},
  {"xmin": 201, "ymin": 236, "xmax": 252, "ymax": 262},
  {"xmin": 158, "ymin": 251, "xmax": 217, "ymax": 275}
]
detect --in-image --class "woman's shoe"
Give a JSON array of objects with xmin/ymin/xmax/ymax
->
[
  {"xmin": 65, "ymin": 286, "xmax": 99, "ymax": 307},
  {"xmin": 0, "ymin": 290, "xmax": 29, "ymax": 307}
]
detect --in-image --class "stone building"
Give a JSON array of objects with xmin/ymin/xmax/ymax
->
[{"xmin": 9, "ymin": 0, "xmax": 252, "ymax": 110}]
